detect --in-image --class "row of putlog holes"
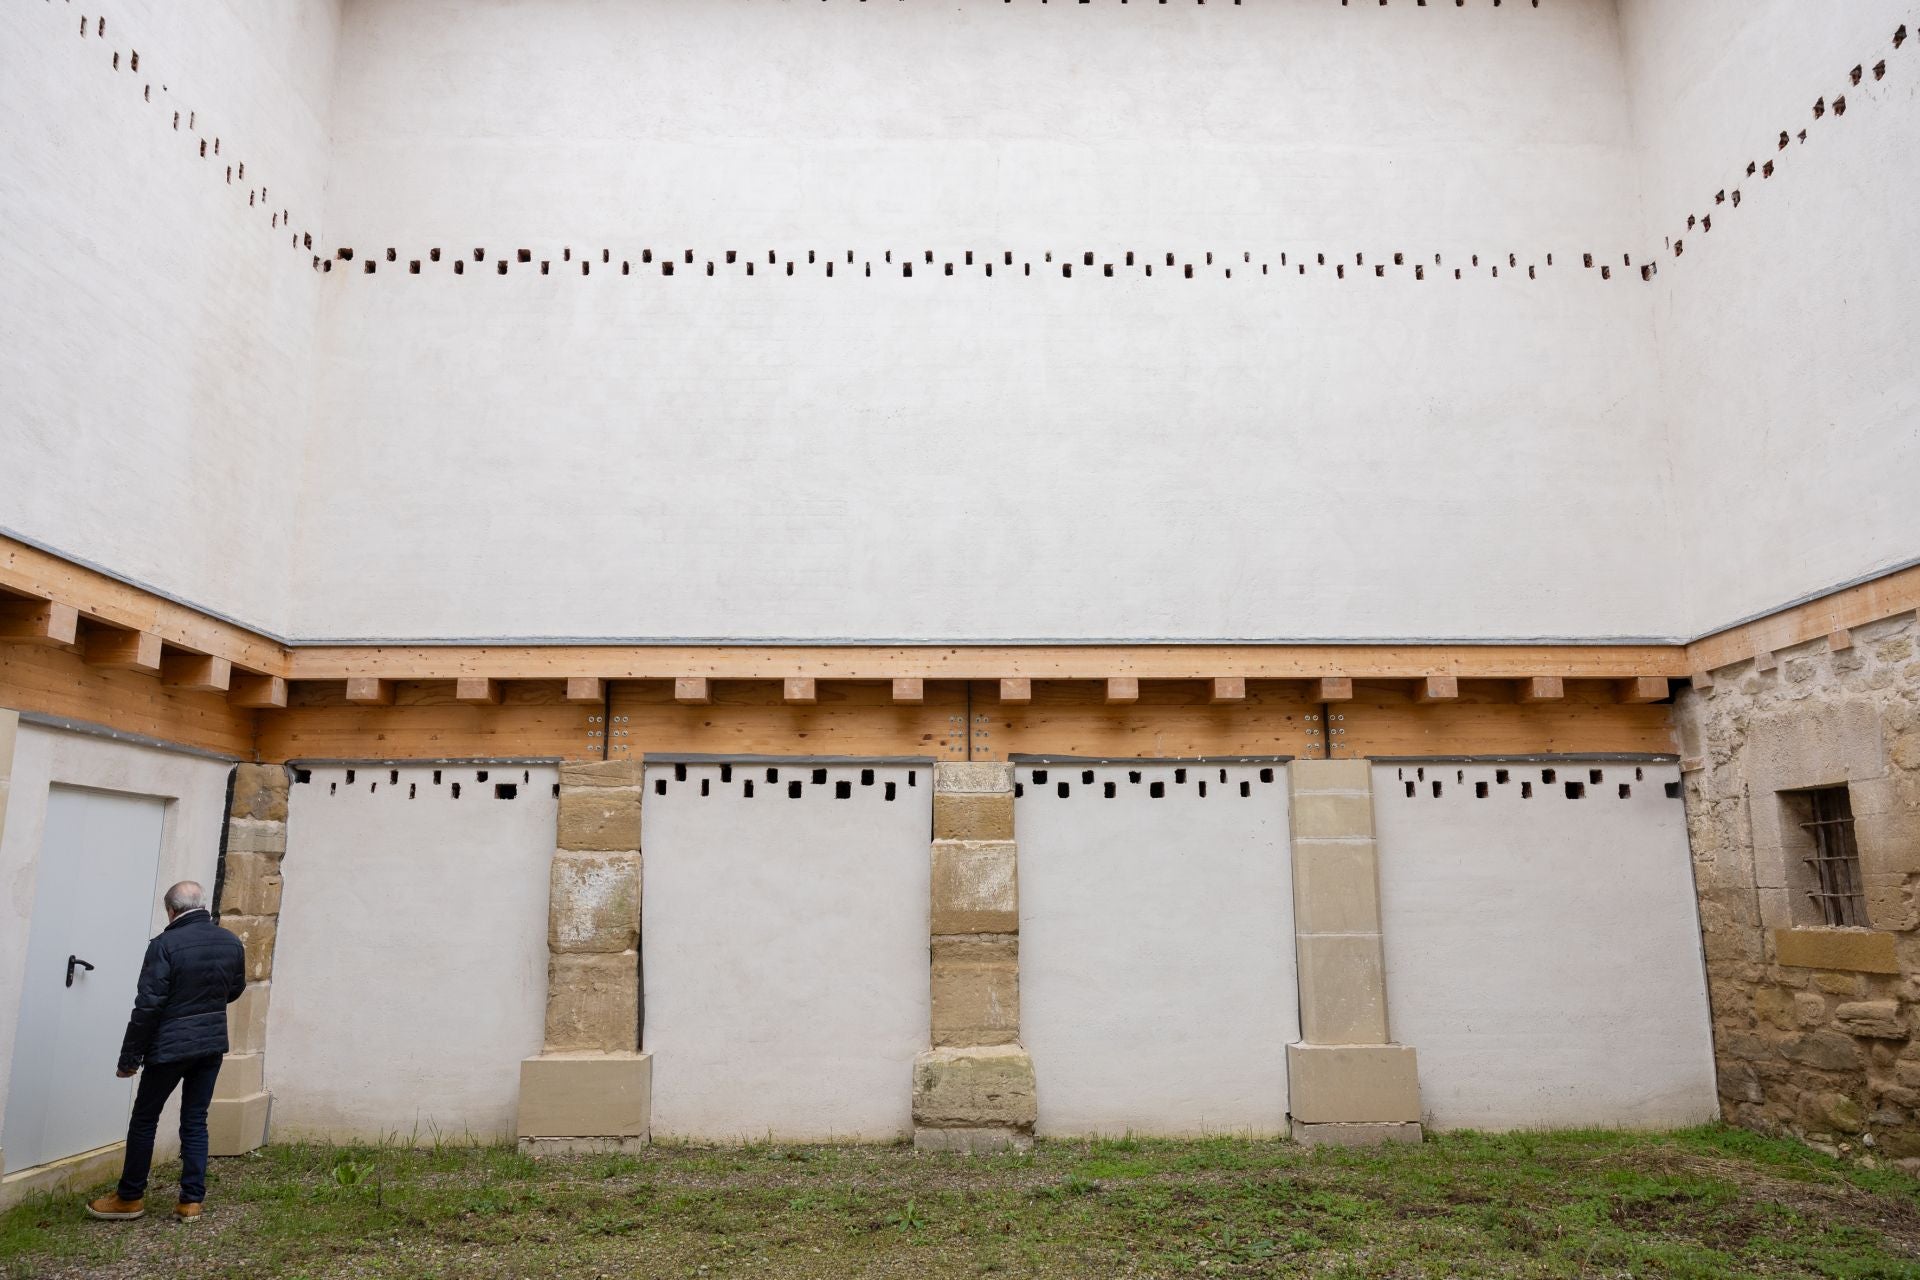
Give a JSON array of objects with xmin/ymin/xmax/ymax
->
[{"xmin": 1395, "ymin": 764, "xmax": 1682, "ymax": 801}]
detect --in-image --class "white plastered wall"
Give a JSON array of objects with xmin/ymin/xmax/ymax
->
[
  {"xmin": 0, "ymin": 0, "xmax": 341, "ymax": 635},
  {"xmin": 270, "ymin": 765, "xmax": 554, "ymax": 1142},
  {"xmin": 641, "ymin": 761, "xmax": 931, "ymax": 1142},
  {"xmin": 1619, "ymin": 0, "xmax": 1920, "ymax": 637},
  {"xmin": 291, "ymin": 0, "xmax": 1676, "ymax": 643},
  {"xmin": 1373, "ymin": 760, "xmax": 1718, "ymax": 1131},
  {"xmin": 1016, "ymin": 762, "xmax": 1296, "ymax": 1137},
  {"xmin": 0, "ymin": 721, "xmax": 231, "ymax": 1174}
]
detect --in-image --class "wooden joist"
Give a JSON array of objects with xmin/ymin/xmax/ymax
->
[
  {"xmin": 161, "ymin": 653, "xmax": 232, "ymax": 693},
  {"xmin": 674, "ymin": 677, "xmax": 711, "ymax": 705},
  {"xmin": 783, "ymin": 677, "xmax": 817, "ymax": 704},
  {"xmin": 231, "ymin": 675, "xmax": 289, "ymax": 709},
  {"xmin": 455, "ymin": 677, "xmax": 502, "ymax": 705},
  {"xmin": 83, "ymin": 628, "xmax": 162, "ymax": 675},
  {"xmin": 891, "ymin": 677, "xmax": 925, "ymax": 703},
  {"xmin": 999, "ymin": 678, "xmax": 1033, "ymax": 704},
  {"xmin": 0, "ymin": 597, "xmax": 79, "ymax": 646},
  {"xmin": 1414, "ymin": 675, "xmax": 1459, "ymax": 704},
  {"xmin": 1314, "ymin": 677, "xmax": 1353, "ymax": 703},
  {"xmin": 1517, "ymin": 676, "xmax": 1565, "ymax": 703},
  {"xmin": 564, "ymin": 677, "xmax": 604, "ymax": 704},
  {"xmin": 345, "ymin": 677, "xmax": 395, "ymax": 705},
  {"xmin": 1210, "ymin": 677, "xmax": 1246, "ymax": 703},
  {"xmin": 1105, "ymin": 677, "xmax": 1140, "ymax": 704},
  {"xmin": 1615, "ymin": 676, "xmax": 1670, "ymax": 704}
]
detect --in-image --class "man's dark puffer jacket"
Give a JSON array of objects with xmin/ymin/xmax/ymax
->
[{"xmin": 117, "ymin": 908, "xmax": 247, "ymax": 1072}]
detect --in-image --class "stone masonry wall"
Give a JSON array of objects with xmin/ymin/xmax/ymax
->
[
  {"xmin": 1679, "ymin": 610, "xmax": 1920, "ymax": 1164},
  {"xmin": 210, "ymin": 763, "xmax": 287, "ymax": 1155}
]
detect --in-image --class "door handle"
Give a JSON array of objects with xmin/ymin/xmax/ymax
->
[{"xmin": 66, "ymin": 955, "xmax": 94, "ymax": 987}]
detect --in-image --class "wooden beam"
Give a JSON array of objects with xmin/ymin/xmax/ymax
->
[
  {"xmin": 0, "ymin": 598, "xmax": 80, "ymax": 647},
  {"xmin": 1312, "ymin": 677, "xmax": 1353, "ymax": 703},
  {"xmin": 345, "ymin": 677, "xmax": 394, "ymax": 705},
  {"xmin": 783, "ymin": 677, "xmax": 817, "ymax": 704},
  {"xmin": 1615, "ymin": 676, "xmax": 1669, "ymax": 704},
  {"xmin": 891, "ymin": 677, "xmax": 925, "ymax": 704},
  {"xmin": 1, "ymin": 643, "xmax": 254, "ymax": 756},
  {"xmin": 454, "ymin": 677, "xmax": 502, "ymax": 705},
  {"xmin": 1827, "ymin": 629, "xmax": 1853, "ymax": 652},
  {"xmin": 1414, "ymin": 675, "xmax": 1459, "ymax": 704},
  {"xmin": 161, "ymin": 653, "xmax": 232, "ymax": 693},
  {"xmin": 231, "ymin": 674, "xmax": 288, "ymax": 709},
  {"xmin": 1105, "ymin": 677, "xmax": 1140, "ymax": 704},
  {"xmin": 1517, "ymin": 676, "xmax": 1565, "ymax": 703},
  {"xmin": 999, "ymin": 678, "xmax": 1032, "ymax": 704},
  {"xmin": 1685, "ymin": 561, "xmax": 1920, "ymax": 675},
  {"xmin": 1754, "ymin": 650, "xmax": 1778, "ymax": 673},
  {"xmin": 564, "ymin": 677, "xmax": 604, "ymax": 704},
  {"xmin": 1689, "ymin": 669, "xmax": 1715, "ymax": 692},
  {"xmin": 674, "ymin": 677, "xmax": 711, "ymax": 705},
  {"xmin": 82, "ymin": 629, "xmax": 162, "ymax": 675},
  {"xmin": 976, "ymin": 679, "xmax": 1318, "ymax": 762},
  {"xmin": 1210, "ymin": 677, "xmax": 1247, "ymax": 704}
]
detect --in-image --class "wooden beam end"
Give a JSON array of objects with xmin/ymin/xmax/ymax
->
[
  {"xmin": 230, "ymin": 674, "xmax": 289, "ymax": 710},
  {"xmin": 999, "ymin": 678, "xmax": 1032, "ymax": 704},
  {"xmin": 674, "ymin": 677, "xmax": 711, "ymax": 705},
  {"xmin": 891, "ymin": 677, "xmax": 925, "ymax": 704},
  {"xmin": 1210, "ymin": 677, "xmax": 1247, "ymax": 704},
  {"xmin": 1517, "ymin": 675, "xmax": 1565, "ymax": 704},
  {"xmin": 564, "ymin": 677, "xmax": 605, "ymax": 704},
  {"xmin": 162, "ymin": 653, "xmax": 232, "ymax": 693},
  {"xmin": 1615, "ymin": 675, "xmax": 1670, "ymax": 704},
  {"xmin": 1105, "ymin": 676, "xmax": 1140, "ymax": 704},
  {"xmin": 1313, "ymin": 677, "xmax": 1354, "ymax": 703},
  {"xmin": 454, "ymin": 677, "xmax": 502, "ymax": 705},
  {"xmin": 1415, "ymin": 675, "xmax": 1460, "ymax": 704},
  {"xmin": 345, "ymin": 677, "xmax": 395, "ymax": 706},
  {"xmin": 783, "ymin": 677, "xmax": 818, "ymax": 704}
]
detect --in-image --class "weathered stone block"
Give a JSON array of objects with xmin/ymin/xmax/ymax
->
[
  {"xmin": 1794, "ymin": 992, "xmax": 1828, "ymax": 1027},
  {"xmin": 214, "ymin": 1052, "xmax": 264, "ymax": 1101},
  {"xmin": 219, "ymin": 851, "xmax": 283, "ymax": 918},
  {"xmin": 933, "ymin": 792, "xmax": 1014, "ymax": 841},
  {"xmin": 1292, "ymin": 839, "xmax": 1382, "ymax": 936},
  {"xmin": 912, "ymin": 1046, "xmax": 1036, "ymax": 1130},
  {"xmin": 1296, "ymin": 932, "xmax": 1389, "ymax": 1045},
  {"xmin": 225, "ymin": 818, "xmax": 287, "ymax": 854},
  {"xmin": 1774, "ymin": 929, "xmax": 1899, "ymax": 974},
  {"xmin": 518, "ymin": 1052, "xmax": 652, "ymax": 1140},
  {"xmin": 227, "ymin": 982, "xmax": 271, "ymax": 1054},
  {"xmin": 1799, "ymin": 1090, "xmax": 1866, "ymax": 1135},
  {"xmin": 1747, "ymin": 702, "xmax": 1886, "ymax": 794},
  {"xmin": 548, "ymin": 853, "xmax": 641, "ymax": 953},
  {"xmin": 559, "ymin": 760, "xmax": 645, "ymax": 790},
  {"xmin": 934, "ymin": 763, "xmax": 1013, "ymax": 795},
  {"xmin": 1814, "ymin": 971, "xmax": 1867, "ymax": 996},
  {"xmin": 931, "ymin": 936, "xmax": 1020, "ymax": 1047},
  {"xmin": 1287, "ymin": 1043, "xmax": 1421, "ymax": 1124},
  {"xmin": 207, "ymin": 1091, "xmax": 270, "ymax": 1156},
  {"xmin": 913, "ymin": 1125, "xmax": 1032, "ymax": 1154},
  {"xmin": 545, "ymin": 952, "xmax": 640, "ymax": 1052},
  {"xmin": 1290, "ymin": 793, "xmax": 1375, "ymax": 840},
  {"xmin": 930, "ymin": 841, "xmax": 1018, "ymax": 934},
  {"xmin": 1835, "ymin": 1000, "xmax": 1907, "ymax": 1040},
  {"xmin": 1753, "ymin": 986, "xmax": 1796, "ymax": 1031},
  {"xmin": 226, "ymin": 916, "xmax": 277, "ymax": 981},
  {"xmin": 1289, "ymin": 758, "xmax": 1371, "ymax": 794},
  {"xmin": 1780, "ymin": 1032, "xmax": 1861, "ymax": 1073},
  {"xmin": 557, "ymin": 789, "xmax": 641, "ymax": 852},
  {"xmin": 229, "ymin": 765, "xmax": 289, "ymax": 822},
  {"xmin": 1293, "ymin": 1121, "xmax": 1423, "ymax": 1148}
]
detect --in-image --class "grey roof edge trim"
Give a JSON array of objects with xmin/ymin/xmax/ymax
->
[{"xmin": 17, "ymin": 711, "xmax": 245, "ymax": 764}]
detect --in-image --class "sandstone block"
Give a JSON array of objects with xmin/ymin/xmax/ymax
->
[
  {"xmin": 1293, "ymin": 1121, "xmax": 1422, "ymax": 1148},
  {"xmin": 1287, "ymin": 1043, "xmax": 1421, "ymax": 1124},
  {"xmin": 1774, "ymin": 929, "xmax": 1899, "ymax": 974},
  {"xmin": 227, "ymin": 916, "xmax": 277, "ymax": 981},
  {"xmin": 933, "ymin": 792, "xmax": 1014, "ymax": 841},
  {"xmin": 557, "ymin": 789, "xmax": 641, "ymax": 852},
  {"xmin": 1290, "ymin": 793, "xmax": 1375, "ymax": 840},
  {"xmin": 934, "ymin": 763, "xmax": 1013, "ymax": 795},
  {"xmin": 207, "ymin": 1091, "xmax": 270, "ymax": 1156},
  {"xmin": 219, "ymin": 851, "xmax": 283, "ymax": 918},
  {"xmin": 548, "ymin": 853, "xmax": 641, "ymax": 953},
  {"xmin": 1746, "ymin": 702, "xmax": 1886, "ymax": 795},
  {"xmin": 518, "ymin": 1052, "xmax": 652, "ymax": 1140},
  {"xmin": 1836, "ymin": 1000, "xmax": 1907, "ymax": 1040},
  {"xmin": 214, "ymin": 1053, "xmax": 265, "ymax": 1101},
  {"xmin": 1753, "ymin": 986, "xmax": 1796, "ymax": 1031},
  {"xmin": 1794, "ymin": 992, "xmax": 1828, "ymax": 1027},
  {"xmin": 1289, "ymin": 759, "xmax": 1372, "ymax": 794},
  {"xmin": 559, "ymin": 760, "xmax": 644, "ymax": 790},
  {"xmin": 227, "ymin": 982, "xmax": 271, "ymax": 1054},
  {"xmin": 1814, "ymin": 971, "xmax": 1868, "ymax": 996},
  {"xmin": 229, "ymin": 765, "xmax": 289, "ymax": 822},
  {"xmin": 544, "ymin": 952, "xmax": 640, "ymax": 1052},
  {"xmin": 913, "ymin": 1126, "xmax": 1032, "ymax": 1154},
  {"xmin": 1858, "ymin": 808, "xmax": 1920, "ymax": 876},
  {"xmin": 930, "ymin": 841, "xmax": 1018, "ymax": 934},
  {"xmin": 912, "ymin": 1046, "xmax": 1036, "ymax": 1130},
  {"xmin": 1799, "ymin": 1091, "xmax": 1866, "ymax": 1135},
  {"xmin": 225, "ymin": 818, "xmax": 287, "ymax": 854},
  {"xmin": 1292, "ymin": 839, "xmax": 1382, "ymax": 936},
  {"xmin": 931, "ymin": 936, "xmax": 1020, "ymax": 1047},
  {"xmin": 1780, "ymin": 1032, "xmax": 1861, "ymax": 1073},
  {"xmin": 1296, "ymin": 932, "xmax": 1389, "ymax": 1045}
]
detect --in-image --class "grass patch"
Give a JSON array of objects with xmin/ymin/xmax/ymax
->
[{"xmin": 3, "ymin": 1126, "xmax": 1919, "ymax": 1278}]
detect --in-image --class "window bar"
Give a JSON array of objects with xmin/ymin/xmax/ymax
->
[{"xmin": 1801, "ymin": 789, "xmax": 1866, "ymax": 927}]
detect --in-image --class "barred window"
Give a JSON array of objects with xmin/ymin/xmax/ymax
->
[{"xmin": 1790, "ymin": 787, "xmax": 1866, "ymax": 928}]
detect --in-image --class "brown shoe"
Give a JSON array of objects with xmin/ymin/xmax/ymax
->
[
  {"xmin": 85, "ymin": 1194, "xmax": 145, "ymax": 1221},
  {"xmin": 174, "ymin": 1202, "xmax": 203, "ymax": 1222}
]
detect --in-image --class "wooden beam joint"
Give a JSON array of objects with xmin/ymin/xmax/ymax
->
[
  {"xmin": 162, "ymin": 653, "xmax": 232, "ymax": 693},
  {"xmin": 1105, "ymin": 677, "xmax": 1139, "ymax": 704},
  {"xmin": 0, "ymin": 598, "xmax": 80, "ymax": 647},
  {"xmin": 82, "ymin": 628, "xmax": 162, "ymax": 675}
]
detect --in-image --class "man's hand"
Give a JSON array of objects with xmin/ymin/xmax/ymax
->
[{"xmin": 116, "ymin": 1067, "xmax": 136, "ymax": 1078}]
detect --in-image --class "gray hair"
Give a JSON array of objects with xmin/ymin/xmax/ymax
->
[{"xmin": 163, "ymin": 881, "xmax": 205, "ymax": 914}]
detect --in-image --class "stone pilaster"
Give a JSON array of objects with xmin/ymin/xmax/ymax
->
[
  {"xmin": 913, "ymin": 763, "xmax": 1036, "ymax": 1152},
  {"xmin": 517, "ymin": 760, "xmax": 651, "ymax": 1151},
  {"xmin": 210, "ymin": 763, "xmax": 287, "ymax": 1155},
  {"xmin": 1286, "ymin": 759, "xmax": 1422, "ymax": 1146}
]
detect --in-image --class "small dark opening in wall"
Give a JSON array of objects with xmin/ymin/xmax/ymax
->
[
  {"xmin": 1405, "ymin": 781, "xmax": 1416, "ymax": 797},
  {"xmin": 1260, "ymin": 768, "xmax": 1274, "ymax": 784},
  {"xmin": 1457, "ymin": 770, "xmax": 1465, "ymax": 784},
  {"xmin": 477, "ymin": 771, "xmax": 489, "ymax": 782},
  {"xmin": 497, "ymin": 261, "xmax": 507, "ymax": 275},
  {"xmin": 1198, "ymin": 781, "xmax": 1208, "ymax": 797},
  {"xmin": 293, "ymin": 768, "xmax": 312, "ymax": 784},
  {"xmin": 330, "ymin": 782, "xmax": 336, "ymax": 795},
  {"xmin": 675, "ymin": 763, "xmax": 688, "ymax": 781},
  {"xmin": 721, "ymin": 764, "xmax": 733, "ymax": 783},
  {"xmin": 835, "ymin": 780, "xmax": 851, "ymax": 799},
  {"xmin": 346, "ymin": 769, "xmax": 356, "ymax": 784},
  {"xmin": 1541, "ymin": 768, "xmax": 1556, "ymax": 783},
  {"xmin": 409, "ymin": 784, "xmax": 416, "ymax": 799},
  {"xmin": 1015, "ymin": 783, "xmax": 1024, "ymax": 798},
  {"xmin": 1495, "ymin": 769, "xmax": 1510, "ymax": 784},
  {"xmin": 1833, "ymin": 96, "xmax": 1846, "ymax": 116},
  {"xmin": 1219, "ymin": 769, "xmax": 1228, "ymax": 784},
  {"xmin": 1150, "ymin": 781, "xmax": 1166, "ymax": 798},
  {"xmin": 1665, "ymin": 781, "xmax": 1681, "ymax": 799},
  {"xmin": 1565, "ymin": 781, "xmax": 1585, "ymax": 799},
  {"xmin": 885, "ymin": 781, "xmax": 897, "ymax": 801},
  {"xmin": 451, "ymin": 782, "xmax": 462, "ymax": 799},
  {"xmin": 1057, "ymin": 782, "xmax": 1071, "ymax": 798},
  {"xmin": 744, "ymin": 780, "xmax": 754, "ymax": 798},
  {"xmin": 1618, "ymin": 784, "xmax": 1631, "ymax": 798},
  {"xmin": 1174, "ymin": 768, "xmax": 1187, "ymax": 784},
  {"xmin": 1589, "ymin": 769, "xmax": 1603, "ymax": 784},
  {"xmin": 1875, "ymin": 60, "xmax": 1887, "ymax": 80},
  {"xmin": 1130, "ymin": 771, "xmax": 1142, "ymax": 784},
  {"xmin": 788, "ymin": 781, "xmax": 803, "ymax": 799},
  {"xmin": 1081, "ymin": 770, "xmax": 1094, "ymax": 785},
  {"xmin": 390, "ymin": 770, "xmax": 399, "ymax": 785},
  {"xmin": 1240, "ymin": 781, "xmax": 1251, "ymax": 797},
  {"xmin": 767, "ymin": 767, "xmax": 779, "ymax": 783},
  {"xmin": 861, "ymin": 768, "xmax": 875, "ymax": 786},
  {"xmin": 909, "ymin": 770, "xmax": 918, "ymax": 787},
  {"xmin": 1033, "ymin": 769, "xmax": 1049, "ymax": 784},
  {"xmin": 433, "ymin": 770, "xmax": 441, "ymax": 784},
  {"xmin": 1432, "ymin": 781, "xmax": 1443, "ymax": 797},
  {"xmin": 408, "ymin": 261, "xmax": 420, "ymax": 274},
  {"xmin": 1521, "ymin": 781, "xmax": 1533, "ymax": 798},
  {"xmin": 1417, "ymin": 767, "xmax": 1425, "ymax": 781},
  {"xmin": 552, "ymin": 783, "xmax": 560, "ymax": 798},
  {"xmin": 518, "ymin": 249, "xmax": 531, "ymax": 262},
  {"xmin": 655, "ymin": 779, "xmax": 666, "ymax": 795},
  {"xmin": 495, "ymin": 783, "xmax": 518, "ymax": 799},
  {"xmin": 1475, "ymin": 781, "xmax": 1489, "ymax": 798},
  {"xmin": 812, "ymin": 767, "xmax": 827, "ymax": 785},
  {"xmin": 1104, "ymin": 781, "xmax": 1117, "ymax": 798}
]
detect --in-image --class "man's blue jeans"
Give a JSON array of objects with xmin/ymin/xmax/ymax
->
[{"xmin": 116, "ymin": 1052, "xmax": 223, "ymax": 1203}]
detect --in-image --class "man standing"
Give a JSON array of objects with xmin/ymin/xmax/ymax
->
[{"xmin": 85, "ymin": 881, "xmax": 247, "ymax": 1223}]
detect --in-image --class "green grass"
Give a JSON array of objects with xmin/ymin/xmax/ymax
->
[{"xmin": 4, "ymin": 1126, "xmax": 1919, "ymax": 1278}]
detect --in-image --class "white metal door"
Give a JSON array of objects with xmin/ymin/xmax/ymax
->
[{"xmin": 3, "ymin": 786, "xmax": 165, "ymax": 1172}]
